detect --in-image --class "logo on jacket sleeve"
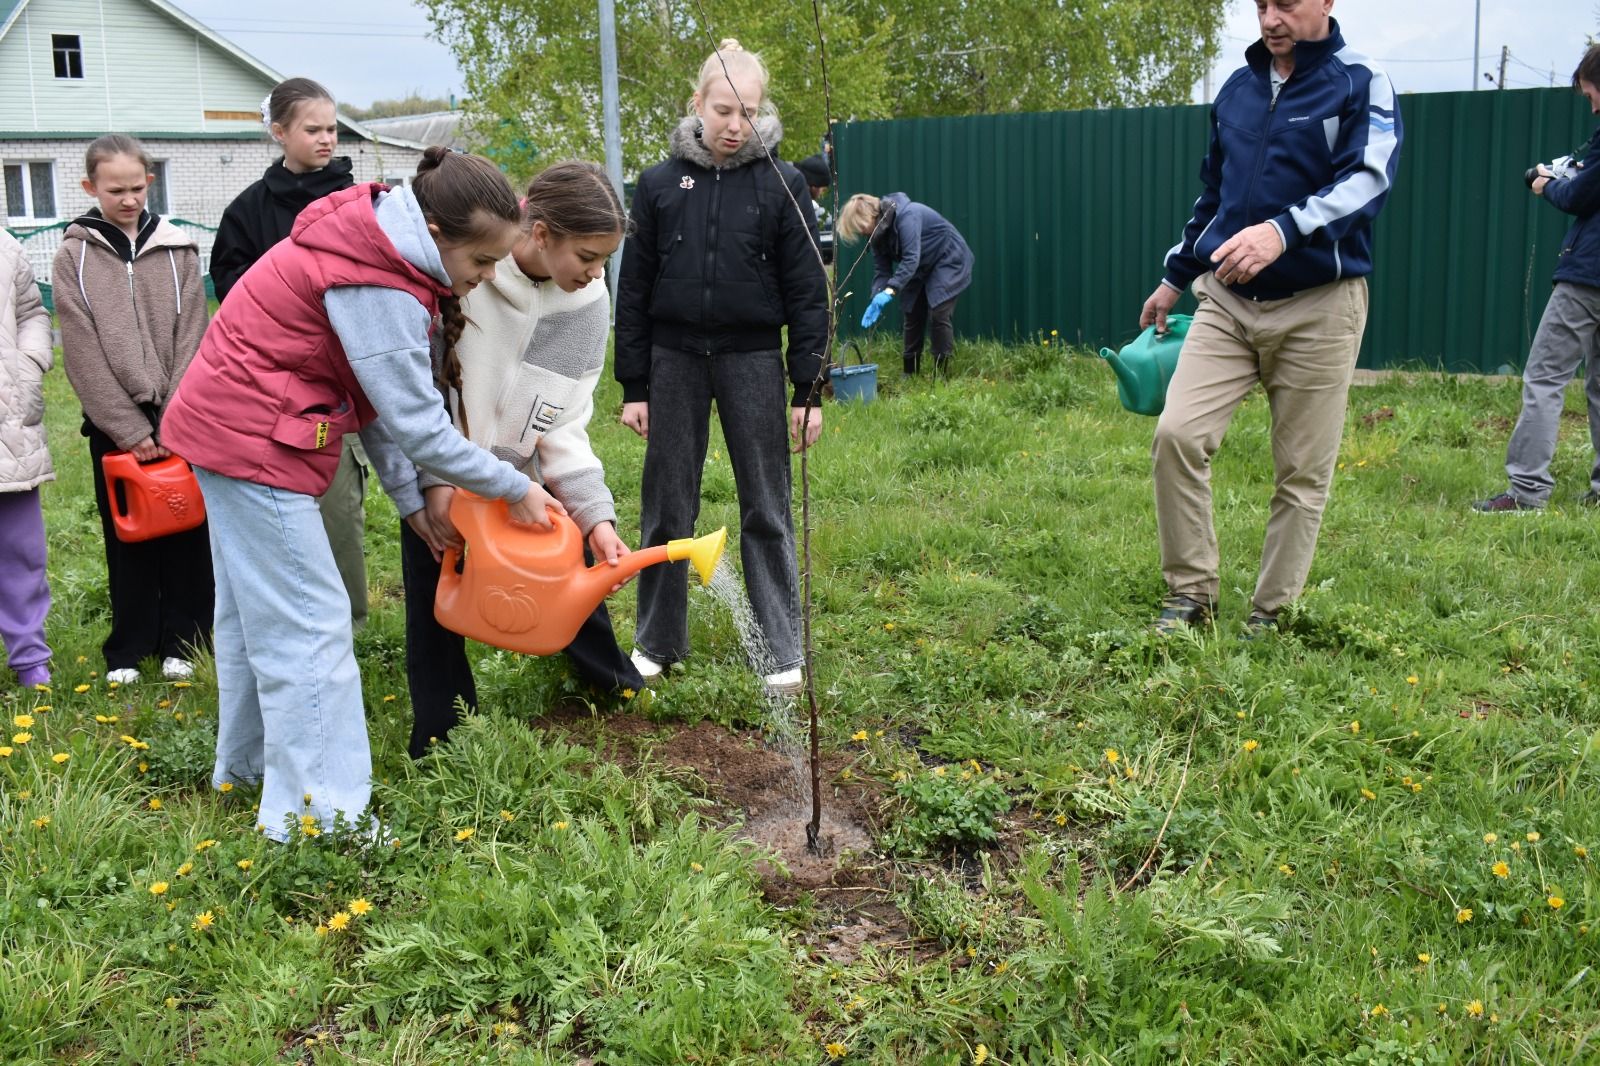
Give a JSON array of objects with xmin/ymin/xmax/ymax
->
[{"xmin": 679, "ymin": 176, "xmax": 695, "ymax": 190}]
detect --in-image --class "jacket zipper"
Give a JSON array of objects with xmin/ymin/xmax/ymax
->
[
  {"xmin": 701, "ymin": 169, "xmax": 721, "ymax": 354},
  {"xmin": 1247, "ymin": 75, "xmax": 1280, "ymax": 227}
]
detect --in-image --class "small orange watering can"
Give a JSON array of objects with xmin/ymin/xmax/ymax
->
[
  {"xmin": 101, "ymin": 452, "xmax": 207, "ymax": 543},
  {"xmin": 435, "ymin": 490, "xmax": 727, "ymax": 656}
]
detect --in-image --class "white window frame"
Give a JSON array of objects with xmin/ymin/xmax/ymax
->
[{"xmin": 3, "ymin": 160, "xmax": 60, "ymax": 225}]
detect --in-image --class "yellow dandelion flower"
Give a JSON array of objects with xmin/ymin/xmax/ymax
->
[
  {"xmin": 933, "ymin": 766, "xmax": 946, "ymax": 777},
  {"xmin": 1411, "ymin": 782, "xmax": 1423, "ymax": 793},
  {"xmin": 149, "ymin": 881, "xmax": 169, "ymax": 896},
  {"xmin": 382, "ymin": 694, "xmax": 396, "ymax": 703},
  {"xmin": 621, "ymin": 687, "xmax": 636, "ymax": 699},
  {"xmin": 195, "ymin": 839, "xmax": 218, "ymax": 852},
  {"xmin": 1361, "ymin": 788, "xmax": 1376, "ymax": 801},
  {"xmin": 11, "ymin": 732, "xmax": 32, "ymax": 745},
  {"xmin": 301, "ymin": 824, "xmax": 321, "ymax": 838},
  {"xmin": 174, "ymin": 681, "xmax": 191, "ymax": 689},
  {"xmin": 192, "ymin": 911, "xmax": 215, "ymax": 932},
  {"xmin": 1243, "ymin": 739, "xmax": 1260, "ymax": 753},
  {"xmin": 315, "ymin": 922, "xmax": 329, "ymax": 936},
  {"xmin": 1456, "ymin": 908, "xmax": 1473, "ymax": 924},
  {"xmin": 499, "ymin": 809, "xmax": 515, "ymax": 822},
  {"xmin": 1279, "ymin": 864, "xmax": 1295, "ymax": 876},
  {"xmin": 327, "ymin": 911, "xmax": 351, "ymax": 932},
  {"xmin": 217, "ymin": 781, "xmax": 234, "ymax": 793},
  {"xmin": 236, "ymin": 859, "xmax": 252, "ymax": 871},
  {"xmin": 851, "ymin": 730, "xmax": 868, "ymax": 742},
  {"xmin": 0, "ymin": 747, "xmax": 12, "ymax": 758},
  {"xmin": 1370, "ymin": 1003, "xmax": 1388, "ymax": 1017},
  {"xmin": 1510, "ymin": 840, "xmax": 1522, "ymax": 851},
  {"xmin": 176, "ymin": 862, "xmax": 194, "ymax": 877},
  {"xmin": 157, "ymin": 699, "xmax": 170, "ymax": 709},
  {"xmin": 825, "ymin": 1043, "xmax": 847, "ymax": 1060},
  {"xmin": 1105, "ymin": 748, "xmax": 1120, "ymax": 764},
  {"xmin": 31, "ymin": 815, "xmax": 49, "ymax": 829},
  {"xmin": 1054, "ymin": 813, "xmax": 1067, "ymax": 826},
  {"xmin": 690, "ymin": 861, "xmax": 704, "ymax": 873},
  {"xmin": 1349, "ymin": 720, "xmax": 1360, "ymax": 734},
  {"xmin": 1436, "ymin": 1003, "xmax": 1448, "ymax": 1015},
  {"xmin": 349, "ymin": 898, "xmax": 373, "ymax": 916},
  {"xmin": 1526, "ymin": 831, "xmax": 1541, "ymax": 843},
  {"xmin": 148, "ymin": 798, "xmax": 163, "ymax": 811},
  {"xmin": 1483, "ymin": 833, "xmax": 1498, "ymax": 844},
  {"xmin": 1466, "ymin": 1000, "xmax": 1484, "ymax": 1018},
  {"xmin": 138, "ymin": 761, "xmax": 149, "ymax": 773},
  {"xmin": 553, "ymin": 821, "xmax": 569, "ymax": 831},
  {"xmin": 1549, "ymin": 895, "xmax": 1565, "ymax": 909},
  {"xmin": 455, "ymin": 827, "xmax": 476, "ymax": 842},
  {"xmin": 1576, "ymin": 845, "xmax": 1589, "ymax": 859},
  {"xmin": 1417, "ymin": 953, "xmax": 1431, "ymax": 964},
  {"xmin": 94, "ymin": 714, "xmax": 117, "ymax": 724},
  {"xmin": 974, "ymin": 1045, "xmax": 989, "ymax": 1065},
  {"xmin": 1492, "ymin": 861, "xmax": 1509, "ymax": 878},
  {"xmin": 1236, "ymin": 711, "xmax": 1246, "ymax": 720},
  {"xmin": 74, "ymin": 684, "xmax": 91, "ymax": 693},
  {"xmin": 52, "ymin": 752, "xmax": 70, "ymax": 765},
  {"xmin": 13, "ymin": 714, "xmax": 33, "ymax": 728},
  {"xmin": 1405, "ymin": 675, "xmax": 1418, "ymax": 685}
]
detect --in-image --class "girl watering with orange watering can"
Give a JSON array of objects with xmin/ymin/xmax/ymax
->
[
  {"xmin": 53, "ymin": 134, "xmax": 212, "ymax": 686},
  {"xmin": 162, "ymin": 148, "xmax": 544, "ymax": 840},
  {"xmin": 402, "ymin": 161, "xmax": 663, "ymax": 758}
]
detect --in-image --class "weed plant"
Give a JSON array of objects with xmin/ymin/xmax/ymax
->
[{"xmin": 3, "ymin": 333, "xmax": 1599, "ymax": 1062}]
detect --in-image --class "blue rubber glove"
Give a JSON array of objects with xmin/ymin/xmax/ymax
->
[{"xmin": 861, "ymin": 289, "xmax": 894, "ymax": 329}]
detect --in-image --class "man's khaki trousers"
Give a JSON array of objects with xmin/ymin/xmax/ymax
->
[{"xmin": 1152, "ymin": 272, "xmax": 1368, "ymax": 616}]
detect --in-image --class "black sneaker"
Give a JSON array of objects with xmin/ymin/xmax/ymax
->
[
  {"xmin": 1240, "ymin": 612, "xmax": 1279, "ymax": 640},
  {"xmin": 1153, "ymin": 594, "xmax": 1213, "ymax": 635},
  {"xmin": 1471, "ymin": 492, "xmax": 1542, "ymax": 514}
]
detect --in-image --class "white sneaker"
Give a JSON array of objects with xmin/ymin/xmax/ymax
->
[
  {"xmin": 161, "ymin": 657, "xmax": 195, "ymax": 681},
  {"xmin": 630, "ymin": 649, "xmax": 665, "ymax": 685},
  {"xmin": 106, "ymin": 668, "xmax": 140, "ymax": 685},
  {"xmin": 763, "ymin": 667, "xmax": 804, "ymax": 695}
]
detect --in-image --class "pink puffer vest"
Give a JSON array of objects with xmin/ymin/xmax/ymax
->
[{"xmin": 162, "ymin": 183, "xmax": 448, "ymax": 494}]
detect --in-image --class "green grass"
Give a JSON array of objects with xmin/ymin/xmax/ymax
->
[{"xmin": 4, "ymin": 333, "xmax": 1600, "ymax": 1063}]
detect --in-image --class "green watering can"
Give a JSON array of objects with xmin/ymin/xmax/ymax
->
[{"xmin": 1099, "ymin": 314, "xmax": 1191, "ymax": 417}]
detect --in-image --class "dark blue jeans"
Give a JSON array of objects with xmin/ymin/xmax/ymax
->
[{"xmin": 634, "ymin": 346, "xmax": 802, "ymax": 671}]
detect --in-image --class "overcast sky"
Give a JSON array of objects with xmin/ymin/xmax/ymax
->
[{"xmin": 167, "ymin": 0, "xmax": 1595, "ymax": 111}]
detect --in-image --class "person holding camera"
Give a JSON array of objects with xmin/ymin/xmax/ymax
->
[
  {"xmin": 1473, "ymin": 45, "xmax": 1600, "ymax": 513},
  {"xmin": 1137, "ymin": 0, "xmax": 1402, "ymax": 636}
]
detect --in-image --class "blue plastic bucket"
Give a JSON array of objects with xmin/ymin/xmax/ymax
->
[{"xmin": 830, "ymin": 362, "xmax": 878, "ymax": 404}]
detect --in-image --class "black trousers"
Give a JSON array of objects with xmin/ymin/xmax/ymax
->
[
  {"xmin": 400, "ymin": 518, "xmax": 643, "ymax": 759},
  {"xmin": 85, "ymin": 421, "xmax": 214, "ymax": 671},
  {"xmin": 903, "ymin": 292, "xmax": 959, "ymax": 374}
]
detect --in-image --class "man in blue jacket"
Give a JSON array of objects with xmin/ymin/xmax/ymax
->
[
  {"xmin": 1138, "ymin": 0, "xmax": 1401, "ymax": 635},
  {"xmin": 1474, "ymin": 45, "xmax": 1600, "ymax": 513}
]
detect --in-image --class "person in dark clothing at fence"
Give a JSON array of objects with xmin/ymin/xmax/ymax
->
[
  {"xmin": 836, "ymin": 192, "xmax": 972, "ymax": 375},
  {"xmin": 1137, "ymin": 0, "xmax": 1402, "ymax": 637},
  {"xmin": 1473, "ymin": 44, "xmax": 1600, "ymax": 513}
]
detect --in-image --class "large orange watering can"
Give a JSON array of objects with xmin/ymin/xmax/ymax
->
[
  {"xmin": 435, "ymin": 490, "xmax": 727, "ymax": 656},
  {"xmin": 101, "ymin": 452, "xmax": 207, "ymax": 543}
]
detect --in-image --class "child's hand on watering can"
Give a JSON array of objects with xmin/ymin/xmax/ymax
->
[
  {"xmin": 508, "ymin": 484, "xmax": 566, "ymax": 529},
  {"xmin": 130, "ymin": 436, "xmax": 170, "ymax": 462},
  {"xmin": 423, "ymin": 485, "xmax": 463, "ymax": 551},
  {"xmin": 588, "ymin": 521, "xmax": 636, "ymax": 592},
  {"xmin": 404, "ymin": 508, "xmax": 448, "ymax": 562}
]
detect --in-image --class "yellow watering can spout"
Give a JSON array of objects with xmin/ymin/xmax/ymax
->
[{"xmin": 668, "ymin": 526, "xmax": 727, "ymax": 586}]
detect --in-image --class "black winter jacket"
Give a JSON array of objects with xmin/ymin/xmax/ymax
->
[
  {"xmin": 1548, "ymin": 123, "xmax": 1600, "ymax": 291},
  {"xmin": 615, "ymin": 116, "xmax": 829, "ymax": 406},
  {"xmin": 209, "ymin": 156, "xmax": 354, "ymax": 303}
]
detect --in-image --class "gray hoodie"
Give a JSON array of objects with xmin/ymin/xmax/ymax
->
[{"xmin": 324, "ymin": 186, "xmax": 529, "ymax": 518}]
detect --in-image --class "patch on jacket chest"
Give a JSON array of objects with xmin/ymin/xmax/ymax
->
[
  {"xmin": 520, "ymin": 396, "xmax": 564, "ymax": 441},
  {"xmin": 679, "ymin": 176, "xmax": 695, "ymax": 190}
]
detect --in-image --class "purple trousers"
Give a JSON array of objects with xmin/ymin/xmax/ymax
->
[{"xmin": 0, "ymin": 488, "xmax": 51, "ymax": 681}]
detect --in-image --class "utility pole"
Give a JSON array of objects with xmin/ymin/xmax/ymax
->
[
  {"xmin": 1472, "ymin": 0, "xmax": 1481, "ymax": 89},
  {"xmin": 599, "ymin": 0, "xmax": 625, "ymax": 301},
  {"xmin": 1498, "ymin": 45, "xmax": 1509, "ymax": 90}
]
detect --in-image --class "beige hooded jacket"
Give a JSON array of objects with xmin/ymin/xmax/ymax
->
[
  {"xmin": 52, "ymin": 211, "xmax": 208, "ymax": 449},
  {"xmin": 1, "ymin": 229, "xmax": 54, "ymax": 491}
]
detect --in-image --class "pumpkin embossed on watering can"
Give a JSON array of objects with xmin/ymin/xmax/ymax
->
[
  {"xmin": 435, "ymin": 490, "xmax": 727, "ymax": 656},
  {"xmin": 1099, "ymin": 314, "xmax": 1191, "ymax": 416},
  {"xmin": 101, "ymin": 452, "xmax": 207, "ymax": 543}
]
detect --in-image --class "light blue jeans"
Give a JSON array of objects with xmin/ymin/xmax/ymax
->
[{"xmin": 194, "ymin": 466, "xmax": 370, "ymax": 842}]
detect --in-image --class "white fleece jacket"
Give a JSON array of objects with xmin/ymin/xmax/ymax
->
[{"xmin": 426, "ymin": 256, "xmax": 617, "ymax": 536}]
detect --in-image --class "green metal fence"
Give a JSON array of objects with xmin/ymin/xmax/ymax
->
[
  {"xmin": 833, "ymin": 87, "xmax": 1596, "ymax": 372},
  {"xmin": 5, "ymin": 218, "xmax": 220, "ymax": 313}
]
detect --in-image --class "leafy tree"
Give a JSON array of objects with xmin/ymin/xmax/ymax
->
[
  {"xmin": 418, "ymin": 0, "xmax": 1228, "ymax": 180},
  {"xmin": 344, "ymin": 92, "xmax": 458, "ymax": 120}
]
